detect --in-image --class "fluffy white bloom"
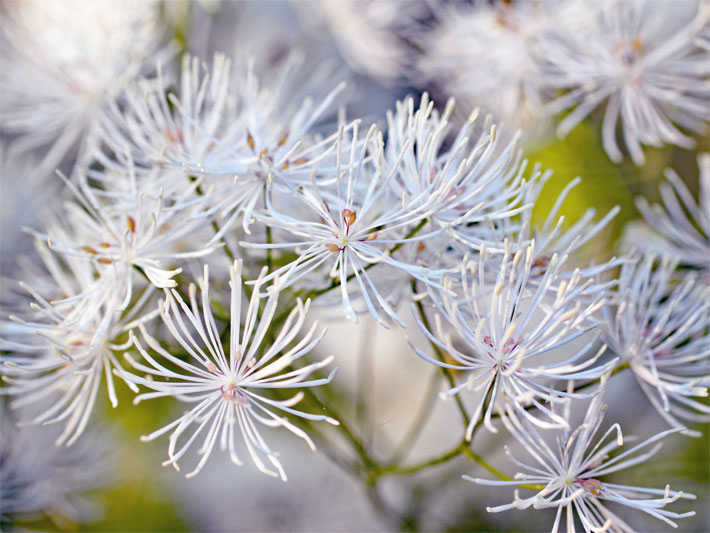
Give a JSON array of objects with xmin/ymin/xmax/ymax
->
[
  {"xmin": 628, "ymin": 154, "xmax": 710, "ymax": 274},
  {"xmin": 302, "ymin": 0, "xmax": 422, "ymax": 84},
  {"xmin": 466, "ymin": 389, "xmax": 696, "ymax": 532},
  {"xmin": 0, "ymin": 409, "xmax": 115, "ymax": 524},
  {"xmin": 383, "ymin": 94, "xmax": 532, "ymax": 252},
  {"xmin": 35, "ymin": 160, "xmax": 218, "ymax": 309},
  {"xmin": 545, "ymin": 0, "xmax": 710, "ymax": 165},
  {"xmin": 412, "ymin": 0, "xmax": 589, "ymax": 132},
  {"xmin": 0, "ymin": 145, "xmax": 56, "ymax": 271},
  {"xmin": 123, "ymin": 260, "xmax": 338, "ymax": 480},
  {"xmin": 410, "ymin": 240, "xmax": 615, "ymax": 439},
  {"xmin": 103, "ymin": 51, "xmax": 346, "ymax": 235},
  {"xmin": 598, "ymin": 254, "xmax": 710, "ymax": 433},
  {"xmin": 472, "ymin": 170, "xmax": 624, "ymax": 282},
  {"xmin": 0, "ymin": 0, "xmax": 165, "ymax": 175},
  {"xmin": 0, "ymin": 239, "xmax": 154, "ymax": 446},
  {"xmin": 243, "ymin": 122, "xmax": 445, "ymax": 327}
]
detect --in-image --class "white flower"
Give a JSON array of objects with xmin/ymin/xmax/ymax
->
[
  {"xmin": 303, "ymin": 0, "xmax": 421, "ymax": 84},
  {"xmin": 123, "ymin": 260, "xmax": 338, "ymax": 480},
  {"xmin": 545, "ymin": 0, "xmax": 710, "ymax": 165},
  {"xmin": 598, "ymin": 254, "xmax": 710, "ymax": 433},
  {"xmin": 410, "ymin": 240, "xmax": 615, "ymax": 439},
  {"xmin": 0, "ymin": 239, "xmax": 153, "ymax": 446},
  {"xmin": 472, "ymin": 171, "xmax": 624, "ymax": 282},
  {"xmin": 630, "ymin": 154, "xmax": 710, "ymax": 274},
  {"xmin": 0, "ymin": 145, "xmax": 56, "ymax": 272},
  {"xmin": 383, "ymin": 94, "xmax": 532, "ymax": 251},
  {"xmin": 466, "ymin": 389, "xmax": 696, "ymax": 532},
  {"xmin": 104, "ymin": 51, "xmax": 346, "ymax": 235},
  {"xmin": 0, "ymin": 0, "xmax": 165, "ymax": 175},
  {"xmin": 242, "ymin": 122, "xmax": 445, "ymax": 327},
  {"xmin": 37, "ymin": 159, "xmax": 218, "ymax": 310},
  {"xmin": 412, "ymin": 0, "xmax": 583, "ymax": 132}
]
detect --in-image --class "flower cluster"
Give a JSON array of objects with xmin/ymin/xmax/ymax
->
[{"xmin": 0, "ymin": 2, "xmax": 708, "ymax": 531}]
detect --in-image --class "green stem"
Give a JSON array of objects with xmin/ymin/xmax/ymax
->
[{"xmin": 411, "ymin": 280, "xmax": 471, "ymax": 427}]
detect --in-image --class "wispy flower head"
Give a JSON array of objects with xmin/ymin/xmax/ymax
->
[
  {"xmin": 545, "ymin": 0, "xmax": 710, "ymax": 165},
  {"xmin": 243, "ymin": 121, "xmax": 445, "ymax": 327},
  {"xmin": 0, "ymin": 239, "xmax": 153, "ymax": 446},
  {"xmin": 410, "ymin": 240, "xmax": 614, "ymax": 439},
  {"xmin": 105, "ymin": 51, "xmax": 347, "ymax": 235},
  {"xmin": 0, "ymin": 409, "xmax": 115, "ymax": 524},
  {"xmin": 0, "ymin": 0, "xmax": 166, "ymax": 175},
  {"xmin": 383, "ymin": 93, "xmax": 531, "ymax": 252},
  {"xmin": 466, "ymin": 387, "xmax": 696, "ymax": 532},
  {"xmin": 598, "ymin": 253, "xmax": 710, "ymax": 433},
  {"xmin": 628, "ymin": 154, "xmax": 710, "ymax": 275},
  {"xmin": 123, "ymin": 260, "xmax": 338, "ymax": 480},
  {"xmin": 37, "ymin": 159, "xmax": 218, "ymax": 309},
  {"xmin": 412, "ymin": 0, "xmax": 582, "ymax": 132}
]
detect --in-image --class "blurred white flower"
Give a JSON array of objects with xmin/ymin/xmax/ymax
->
[
  {"xmin": 412, "ymin": 0, "xmax": 582, "ymax": 133},
  {"xmin": 598, "ymin": 254, "xmax": 710, "ymax": 433},
  {"xmin": 0, "ymin": 408, "xmax": 115, "ymax": 525},
  {"xmin": 410, "ymin": 240, "xmax": 615, "ymax": 439},
  {"xmin": 0, "ymin": 0, "xmax": 166, "ymax": 175},
  {"xmin": 628, "ymin": 154, "xmax": 710, "ymax": 274},
  {"xmin": 466, "ymin": 389, "xmax": 696, "ymax": 532},
  {"xmin": 0, "ymin": 239, "xmax": 153, "ymax": 446},
  {"xmin": 124, "ymin": 260, "xmax": 338, "ymax": 480},
  {"xmin": 545, "ymin": 0, "xmax": 710, "ymax": 165},
  {"xmin": 0, "ymin": 145, "xmax": 56, "ymax": 272},
  {"xmin": 301, "ymin": 0, "xmax": 421, "ymax": 85}
]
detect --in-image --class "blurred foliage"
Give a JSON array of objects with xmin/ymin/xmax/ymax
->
[{"xmin": 526, "ymin": 120, "xmax": 638, "ymax": 257}]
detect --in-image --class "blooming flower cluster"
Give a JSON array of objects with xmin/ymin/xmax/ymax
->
[{"xmin": 0, "ymin": 1, "xmax": 708, "ymax": 531}]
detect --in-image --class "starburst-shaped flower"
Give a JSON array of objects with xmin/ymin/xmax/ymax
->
[
  {"xmin": 466, "ymin": 388, "xmax": 696, "ymax": 532},
  {"xmin": 410, "ymin": 240, "xmax": 616, "ymax": 439},
  {"xmin": 545, "ymin": 0, "xmax": 710, "ymax": 165},
  {"xmin": 628, "ymin": 154, "xmax": 710, "ymax": 275},
  {"xmin": 123, "ymin": 260, "xmax": 338, "ymax": 480},
  {"xmin": 598, "ymin": 253, "xmax": 710, "ymax": 434}
]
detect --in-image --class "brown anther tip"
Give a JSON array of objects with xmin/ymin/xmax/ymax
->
[
  {"xmin": 97, "ymin": 258, "xmax": 113, "ymax": 265},
  {"xmin": 364, "ymin": 232, "xmax": 377, "ymax": 241},
  {"xmin": 278, "ymin": 133, "xmax": 289, "ymax": 147},
  {"xmin": 83, "ymin": 246, "xmax": 97, "ymax": 255},
  {"xmin": 281, "ymin": 161, "xmax": 289, "ymax": 170},
  {"xmin": 343, "ymin": 209, "xmax": 356, "ymax": 225},
  {"xmin": 247, "ymin": 132, "xmax": 255, "ymax": 151},
  {"xmin": 259, "ymin": 148, "xmax": 268, "ymax": 159},
  {"xmin": 325, "ymin": 243, "xmax": 341, "ymax": 253},
  {"xmin": 292, "ymin": 157, "xmax": 308, "ymax": 165},
  {"xmin": 127, "ymin": 215, "xmax": 136, "ymax": 233},
  {"xmin": 99, "ymin": 242, "xmax": 110, "ymax": 248}
]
